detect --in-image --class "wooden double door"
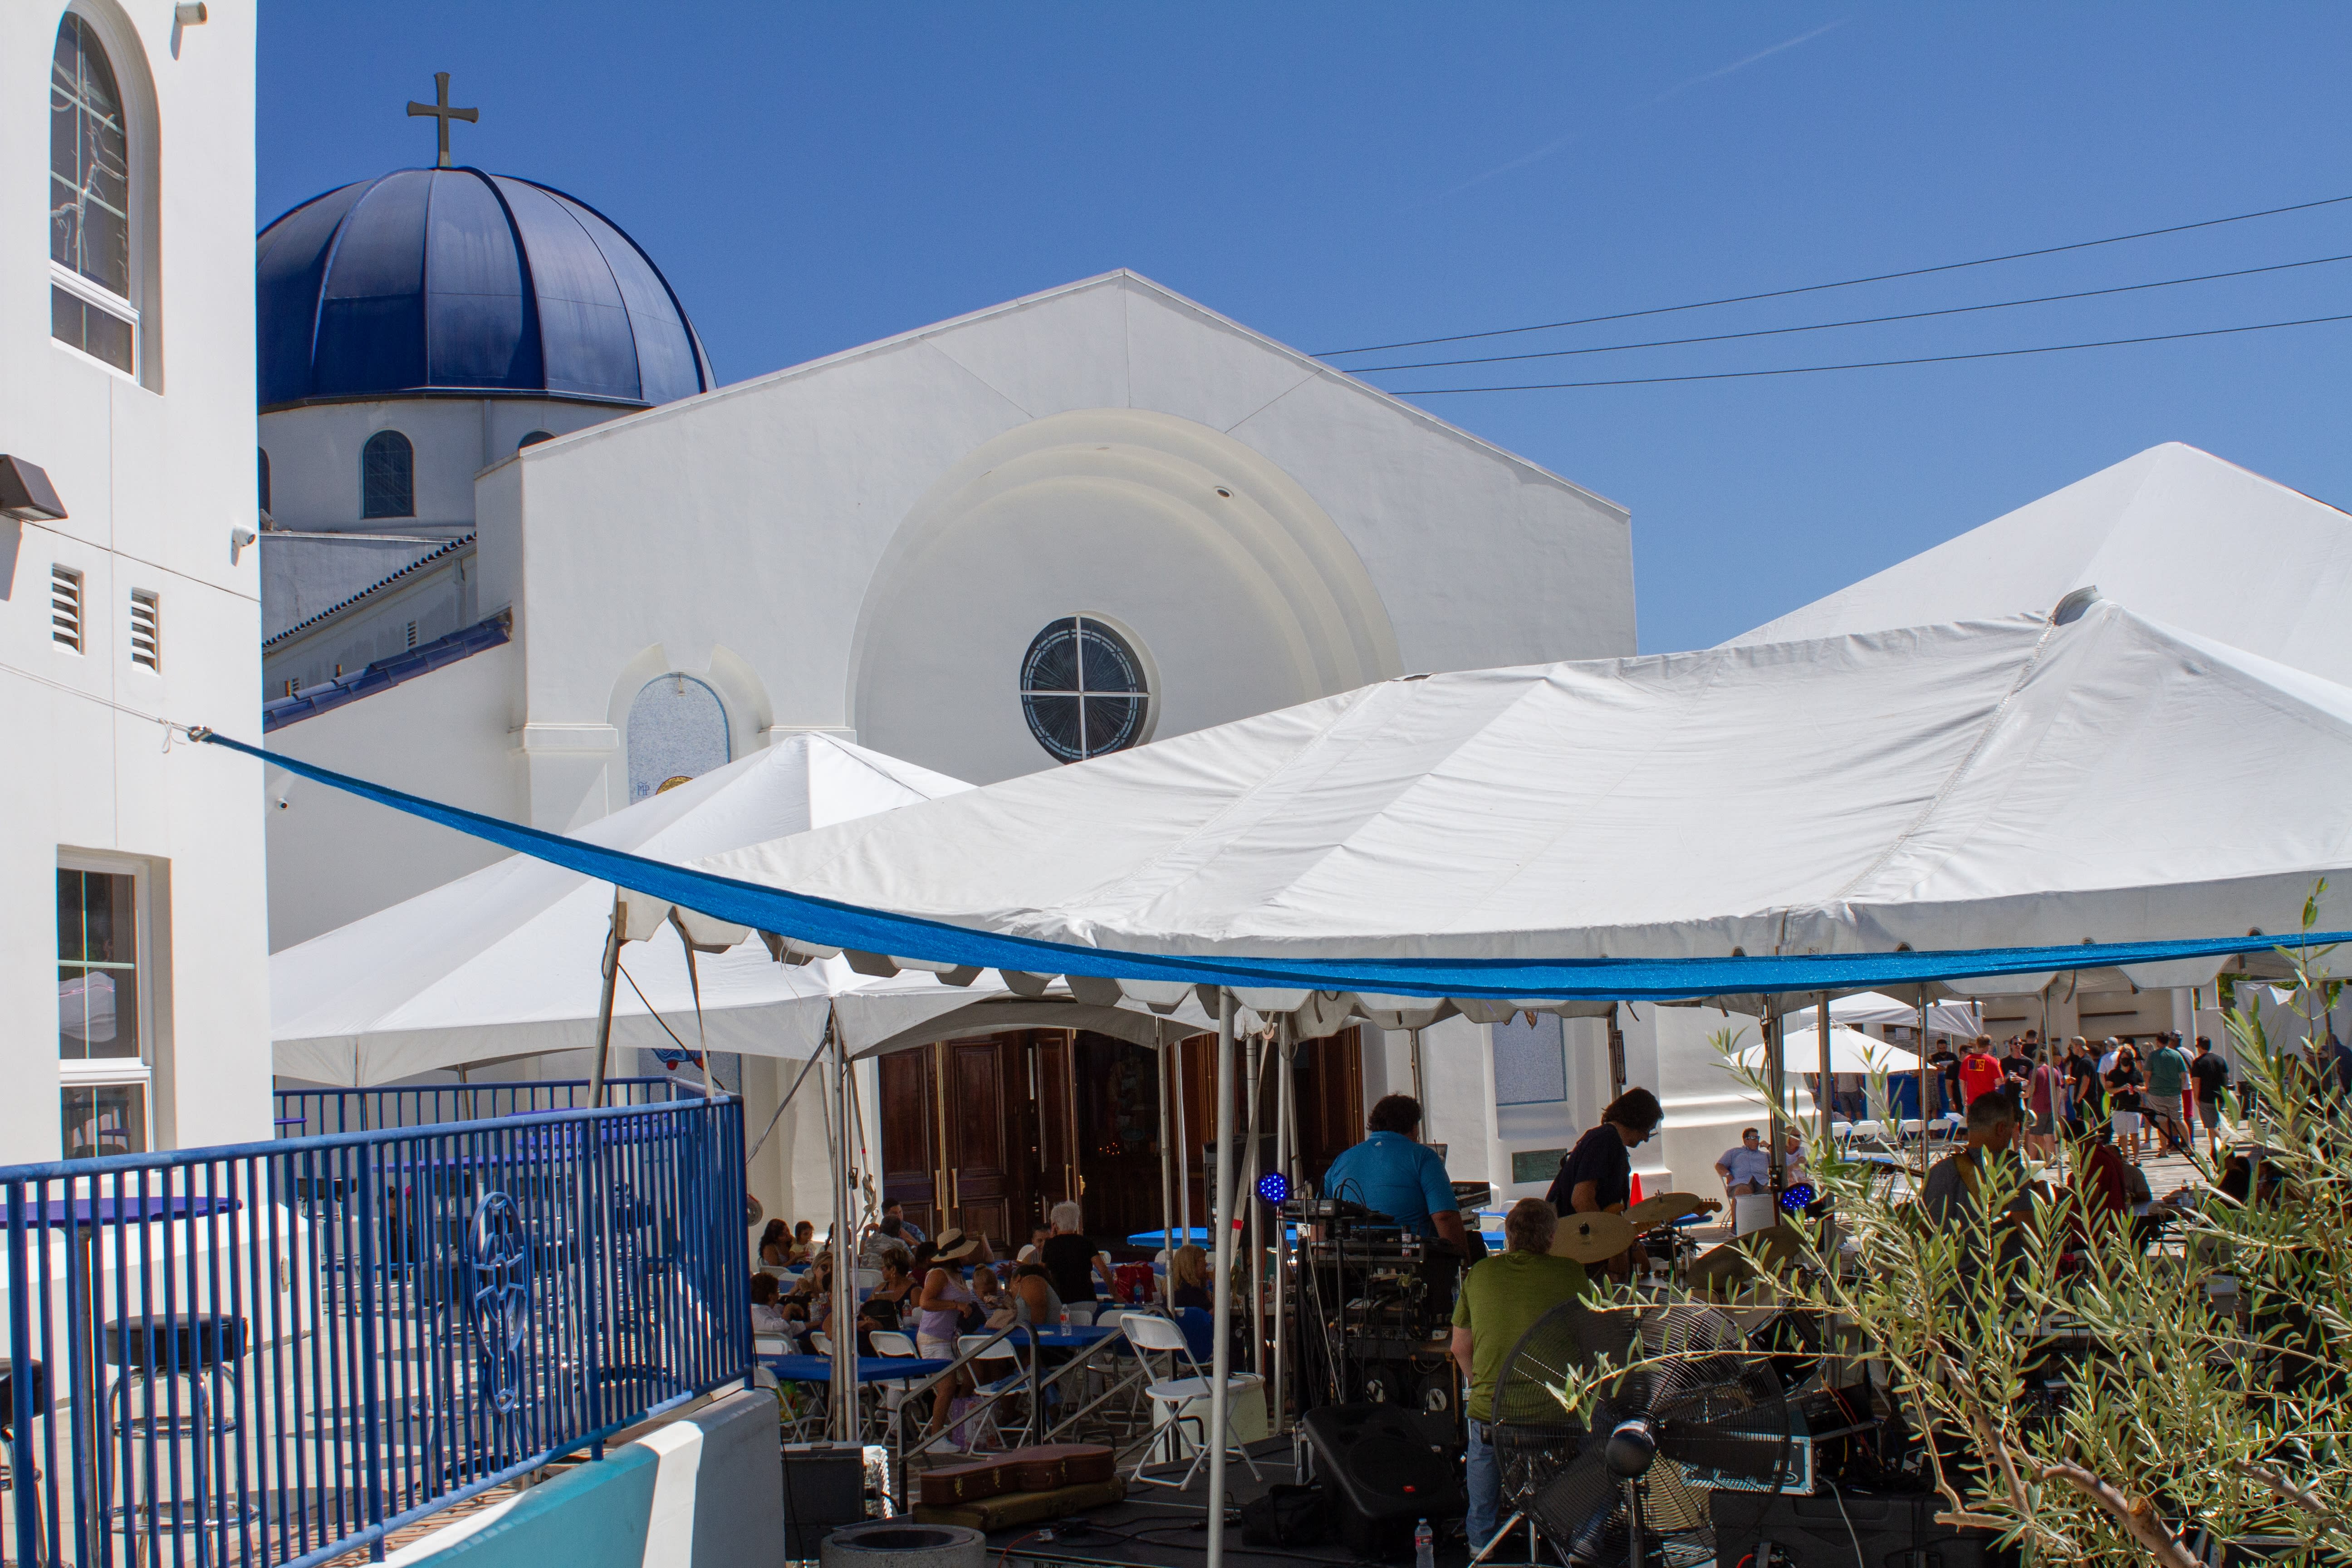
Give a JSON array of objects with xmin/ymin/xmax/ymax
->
[
  {"xmin": 879, "ymin": 1025, "xmax": 1368, "ymax": 1258},
  {"xmin": 880, "ymin": 1034, "xmax": 1048, "ymax": 1249}
]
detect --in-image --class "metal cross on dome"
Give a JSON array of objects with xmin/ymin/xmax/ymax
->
[{"xmin": 406, "ymin": 71, "xmax": 478, "ymax": 169}]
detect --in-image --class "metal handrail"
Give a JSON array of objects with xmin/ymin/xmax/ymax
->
[
  {"xmin": 3, "ymin": 1097, "xmax": 749, "ymax": 1568},
  {"xmin": 274, "ymin": 1079, "xmax": 697, "ymax": 1137}
]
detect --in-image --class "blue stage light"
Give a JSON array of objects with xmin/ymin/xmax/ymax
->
[
  {"xmin": 1780, "ymin": 1183, "xmax": 1816, "ymax": 1213},
  {"xmin": 1258, "ymin": 1172, "xmax": 1289, "ymax": 1205}
]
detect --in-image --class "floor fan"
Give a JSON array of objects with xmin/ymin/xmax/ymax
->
[{"xmin": 1486, "ymin": 1303, "xmax": 1793, "ymax": 1568}]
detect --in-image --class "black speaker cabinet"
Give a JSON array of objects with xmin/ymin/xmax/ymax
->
[
  {"xmin": 1300, "ymin": 1403, "xmax": 1465, "ymax": 1560},
  {"xmin": 1710, "ymin": 1489, "xmax": 2017, "ymax": 1568},
  {"xmin": 779, "ymin": 1442, "xmax": 868, "ymax": 1558}
]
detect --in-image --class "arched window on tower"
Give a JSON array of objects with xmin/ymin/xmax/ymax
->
[
  {"xmin": 258, "ymin": 448, "xmax": 271, "ymax": 516},
  {"xmin": 49, "ymin": 15, "xmax": 137, "ymax": 375},
  {"xmin": 627, "ymin": 674, "xmax": 730, "ymax": 803},
  {"xmin": 361, "ymin": 431, "xmax": 414, "ymax": 519}
]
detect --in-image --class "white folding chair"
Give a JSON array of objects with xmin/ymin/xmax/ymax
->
[
  {"xmin": 1828, "ymin": 1119, "xmax": 1853, "ymax": 1146},
  {"xmin": 1847, "ymin": 1119, "xmax": 1888, "ymax": 1148},
  {"xmin": 957, "ymin": 1333, "xmax": 1027, "ymax": 1450},
  {"xmin": 852, "ymin": 1269, "xmax": 882, "ymax": 1291},
  {"xmin": 1062, "ymin": 1302, "xmax": 1097, "ymax": 1327},
  {"xmin": 1119, "ymin": 1310, "xmax": 1262, "ymax": 1492},
  {"xmin": 866, "ymin": 1330, "xmax": 921, "ymax": 1443},
  {"xmin": 1897, "ymin": 1118, "xmax": 1926, "ymax": 1146}
]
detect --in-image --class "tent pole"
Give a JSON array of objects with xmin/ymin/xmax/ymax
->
[
  {"xmin": 1206, "ymin": 990, "xmax": 1239, "ymax": 1568},
  {"xmin": 1816, "ymin": 991, "xmax": 1833, "ymax": 1142},
  {"xmin": 1408, "ymin": 1027, "xmax": 1425, "ymax": 1136},
  {"xmin": 1272, "ymin": 1019, "xmax": 1294, "ymax": 1435},
  {"xmin": 587, "ymin": 892, "xmax": 624, "ymax": 1108},
  {"xmin": 1245, "ymin": 1026, "xmax": 1267, "ymax": 1379},
  {"xmin": 1157, "ymin": 1035, "xmax": 1178, "ymax": 1258},
  {"xmin": 1606, "ymin": 1003, "xmax": 1627, "ymax": 1102},
  {"xmin": 829, "ymin": 1013, "xmax": 855, "ymax": 1442},
  {"xmin": 1916, "ymin": 993, "xmax": 1931, "ymax": 1181},
  {"xmin": 1174, "ymin": 1034, "xmax": 1193, "ymax": 1244},
  {"xmin": 1765, "ymin": 998, "xmax": 1787, "ymax": 1197}
]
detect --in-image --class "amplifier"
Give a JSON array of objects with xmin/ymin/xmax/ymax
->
[
  {"xmin": 779, "ymin": 1443, "xmax": 868, "ymax": 1558},
  {"xmin": 1300, "ymin": 1403, "xmax": 1465, "ymax": 1560},
  {"xmin": 1711, "ymin": 1490, "xmax": 2016, "ymax": 1568}
]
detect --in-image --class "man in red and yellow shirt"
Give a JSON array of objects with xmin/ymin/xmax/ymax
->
[{"xmin": 1958, "ymin": 1036, "xmax": 2006, "ymax": 1108}]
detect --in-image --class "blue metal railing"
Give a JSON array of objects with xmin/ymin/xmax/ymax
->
[
  {"xmin": 2, "ymin": 1098, "xmax": 748, "ymax": 1568},
  {"xmin": 273, "ymin": 1078, "xmax": 695, "ymax": 1137}
]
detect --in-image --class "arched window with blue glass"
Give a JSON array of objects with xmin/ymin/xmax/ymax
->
[
  {"xmin": 627, "ymin": 673, "xmax": 730, "ymax": 802},
  {"xmin": 362, "ymin": 429, "xmax": 414, "ymax": 518}
]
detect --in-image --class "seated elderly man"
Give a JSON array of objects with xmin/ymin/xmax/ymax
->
[
  {"xmin": 1715, "ymin": 1128, "xmax": 1771, "ymax": 1197},
  {"xmin": 1450, "ymin": 1199, "xmax": 1593, "ymax": 1550}
]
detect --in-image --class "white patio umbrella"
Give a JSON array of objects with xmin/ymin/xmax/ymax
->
[{"xmin": 1736, "ymin": 1024, "xmax": 1916, "ymax": 1076}]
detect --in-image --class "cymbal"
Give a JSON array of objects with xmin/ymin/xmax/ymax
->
[
  {"xmin": 1624, "ymin": 1191, "xmax": 1720, "ymax": 1230},
  {"xmin": 1553, "ymin": 1209, "xmax": 1637, "ymax": 1264}
]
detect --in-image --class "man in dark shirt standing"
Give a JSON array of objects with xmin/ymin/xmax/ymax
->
[
  {"xmin": 2063, "ymin": 1038, "xmax": 2101, "ymax": 1137},
  {"xmin": 1547, "ymin": 1088, "xmax": 1664, "ymax": 1277},
  {"xmin": 2188, "ymin": 1038, "xmax": 2231, "ymax": 1160},
  {"xmin": 1927, "ymin": 1041, "xmax": 1961, "ymax": 1120}
]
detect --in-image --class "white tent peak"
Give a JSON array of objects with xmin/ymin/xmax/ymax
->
[
  {"xmin": 1731, "ymin": 443, "xmax": 2352, "ymax": 686},
  {"xmin": 697, "ymin": 595, "xmax": 2352, "ymax": 999}
]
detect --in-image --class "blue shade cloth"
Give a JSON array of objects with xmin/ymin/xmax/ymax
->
[
  {"xmin": 196, "ymin": 732, "xmax": 2344, "ymax": 1002},
  {"xmin": 1322, "ymin": 1130, "xmax": 1457, "ymax": 1236}
]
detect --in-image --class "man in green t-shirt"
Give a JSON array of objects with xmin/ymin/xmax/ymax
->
[
  {"xmin": 1450, "ymin": 1199, "xmax": 1592, "ymax": 1548},
  {"xmin": 2145, "ymin": 1033, "xmax": 2191, "ymax": 1155}
]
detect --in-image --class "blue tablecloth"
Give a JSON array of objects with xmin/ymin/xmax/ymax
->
[
  {"xmin": 1015, "ymin": 1324, "xmax": 1122, "ymax": 1349},
  {"xmin": 766, "ymin": 1354, "xmax": 951, "ymax": 1385}
]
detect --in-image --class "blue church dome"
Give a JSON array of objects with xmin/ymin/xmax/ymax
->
[{"xmin": 257, "ymin": 167, "xmax": 713, "ymax": 412}]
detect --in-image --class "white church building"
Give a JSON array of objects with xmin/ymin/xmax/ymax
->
[
  {"xmin": 251, "ymin": 136, "xmax": 1638, "ymax": 1223},
  {"xmin": 2, "ymin": 0, "xmax": 269, "ymax": 1161}
]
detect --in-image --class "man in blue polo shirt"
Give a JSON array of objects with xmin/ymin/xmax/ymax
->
[{"xmin": 1320, "ymin": 1095, "xmax": 1468, "ymax": 1249}]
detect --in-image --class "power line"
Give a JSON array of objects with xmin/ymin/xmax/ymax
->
[
  {"xmin": 1390, "ymin": 310, "xmax": 2352, "ymax": 393},
  {"xmin": 1316, "ymin": 191, "xmax": 2352, "ymax": 357},
  {"xmin": 1341, "ymin": 252, "xmax": 2352, "ymax": 373}
]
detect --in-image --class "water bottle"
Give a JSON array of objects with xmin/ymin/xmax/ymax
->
[{"xmin": 1414, "ymin": 1519, "xmax": 1434, "ymax": 1568}]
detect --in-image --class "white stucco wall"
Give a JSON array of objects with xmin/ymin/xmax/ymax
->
[
  {"xmin": 0, "ymin": 0, "xmax": 265, "ymax": 1158},
  {"xmin": 469, "ymin": 271, "xmax": 1634, "ymax": 834},
  {"xmin": 263, "ymin": 640, "xmax": 520, "ymax": 949},
  {"xmin": 258, "ymin": 396, "xmax": 626, "ymax": 532}
]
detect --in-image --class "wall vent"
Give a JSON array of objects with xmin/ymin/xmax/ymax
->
[
  {"xmin": 50, "ymin": 565, "xmax": 83, "ymax": 652},
  {"xmin": 129, "ymin": 589, "xmax": 159, "ymax": 671}
]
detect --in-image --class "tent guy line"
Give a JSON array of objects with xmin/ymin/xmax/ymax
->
[{"xmin": 194, "ymin": 730, "xmax": 2341, "ymax": 1002}]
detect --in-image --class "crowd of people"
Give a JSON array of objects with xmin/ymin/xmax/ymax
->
[{"xmin": 1918, "ymin": 1029, "xmax": 2234, "ymax": 1165}]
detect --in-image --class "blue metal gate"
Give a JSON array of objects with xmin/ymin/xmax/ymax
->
[{"xmin": 1, "ymin": 1098, "xmax": 748, "ymax": 1568}]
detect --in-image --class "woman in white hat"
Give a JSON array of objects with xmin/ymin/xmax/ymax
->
[{"xmin": 916, "ymin": 1229, "xmax": 982, "ymax": 1449}]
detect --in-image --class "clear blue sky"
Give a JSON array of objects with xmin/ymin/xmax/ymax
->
[{"xmin": 258, "ymin": 5, "xmax": 2352, "ymax": 654}]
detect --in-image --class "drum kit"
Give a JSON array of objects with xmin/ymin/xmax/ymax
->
[{"xmin": 1551, "ymin": 1192, "xmax": 1726, "ymax": 1287}]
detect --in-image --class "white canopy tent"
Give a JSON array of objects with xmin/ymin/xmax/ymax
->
[
  {"xmin": 270, "ymin": 733, "xmax": 1003, "ymax": 1085},
  {"xmin": 683, "ymin": 592, "xmax": 2352, "ymax": 1538},
  {"xmin": 701, "ymin": 596, "xmax": 2352, "ymax": 1006}
]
